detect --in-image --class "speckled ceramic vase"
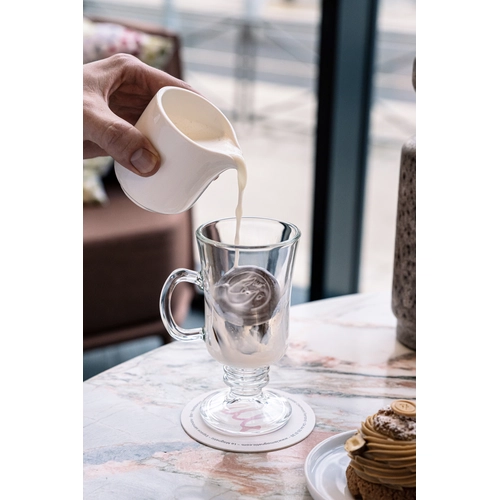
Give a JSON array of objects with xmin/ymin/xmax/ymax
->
[{"xmin": 392, "ymin": 58, "xmax": 416, "ymax": 350}]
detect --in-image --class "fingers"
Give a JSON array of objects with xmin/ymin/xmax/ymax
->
[
  {"xmin": 84, "ymin": 95, "xmax": 160, "ymax": 176},
  {"xmin": 106, "ymin": 53, "xmax": 197, "ymax": 97}
]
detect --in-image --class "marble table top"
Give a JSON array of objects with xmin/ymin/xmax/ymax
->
[{"xmin": 83, "ymin": 292, "xmax": 416, "ymax": 499}]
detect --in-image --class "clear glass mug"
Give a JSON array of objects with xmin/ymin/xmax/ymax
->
[{"xmin": 159, "ymin": 217, "xmax": 301, "ymax": 435}]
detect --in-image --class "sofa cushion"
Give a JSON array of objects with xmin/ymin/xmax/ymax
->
[
  {"xmin": 83, "ymin": 157, "xmax": 113, "ymax": 205},
  {"xmin": 83, "ymin": 184, "xmax": 194, "ymax": 336}
]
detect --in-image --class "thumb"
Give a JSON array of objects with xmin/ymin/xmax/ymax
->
[{"xmin": 85, "ymin": 104, "xmax": 160, "ymax": 177}]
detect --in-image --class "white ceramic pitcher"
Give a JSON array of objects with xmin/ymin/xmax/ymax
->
[{"xmin": 114, "ymin": 86, "xmax": 243, "ymax": 214}]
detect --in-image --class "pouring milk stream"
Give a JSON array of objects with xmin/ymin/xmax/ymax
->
[{"xmin": 192, "ymin": 136, "xmax": 248, "ymax": 256}]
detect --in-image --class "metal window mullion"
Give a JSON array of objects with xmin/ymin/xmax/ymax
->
[{"xmin": 310, "ymin": 0, "xmax": 379, "ymax": 300}]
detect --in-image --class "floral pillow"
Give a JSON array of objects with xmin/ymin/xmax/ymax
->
[
  {"xmin": 83, "ymin": 17, "xmax": 175, "ymax": 204},
  {"xmin": 83, "ymin": 17, "xmax": 174, "ymax": 67}
]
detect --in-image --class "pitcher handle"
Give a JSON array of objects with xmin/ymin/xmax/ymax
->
[{"xmin": 159, "ymin": 268, "xmax": 204, "ymax": 341}]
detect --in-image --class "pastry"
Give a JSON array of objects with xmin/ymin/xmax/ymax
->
[{"xmin": 344, "ymin": 400, "xmax": 416, "ymax": 500}]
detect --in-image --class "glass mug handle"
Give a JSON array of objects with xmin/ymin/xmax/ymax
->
[{"xmin": 159, "ymin": 268, "xmax": 204, "ymax": 341}]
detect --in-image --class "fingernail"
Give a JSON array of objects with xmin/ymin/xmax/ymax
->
[{"xmin": 131, "ymin": 148, "xmax": 158, "ymax": 174}]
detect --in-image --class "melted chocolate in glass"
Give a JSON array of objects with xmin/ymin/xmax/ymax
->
[{"xmin": 214, "ymin": 265, "xmax": 280, "ymax": 326}]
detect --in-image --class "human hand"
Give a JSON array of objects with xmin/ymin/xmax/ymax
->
[{"xmin": 83, "ymin": 53, "xmax": 195, "ymax": 176}]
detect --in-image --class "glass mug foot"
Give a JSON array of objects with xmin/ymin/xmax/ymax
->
[{"xmin": 200, "ymin": 366, "xmax": 292, "ymax": 436}]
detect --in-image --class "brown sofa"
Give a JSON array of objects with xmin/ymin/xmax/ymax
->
[{"xmin": 83, "ymin": 17, "xmax": 194, "ymax": 350}]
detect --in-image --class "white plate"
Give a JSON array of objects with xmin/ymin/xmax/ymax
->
[{"xmin": 304, "ymin": 429, "xmax": 356, "ymax": 500}]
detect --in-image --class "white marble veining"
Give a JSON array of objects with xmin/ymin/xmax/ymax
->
[{"xmin": 83, "ymin": 292, "xmax": 415, "ymax": 499}]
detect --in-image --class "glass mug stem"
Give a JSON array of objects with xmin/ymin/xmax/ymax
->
[{"xmin": 223, "ymin": 365, "xmax": 269, "ymax": 398}]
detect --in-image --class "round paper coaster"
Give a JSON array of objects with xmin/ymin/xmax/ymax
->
[{"xmin": 181, "ymin": 389, "xmax": 315, "ymax": 453}]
